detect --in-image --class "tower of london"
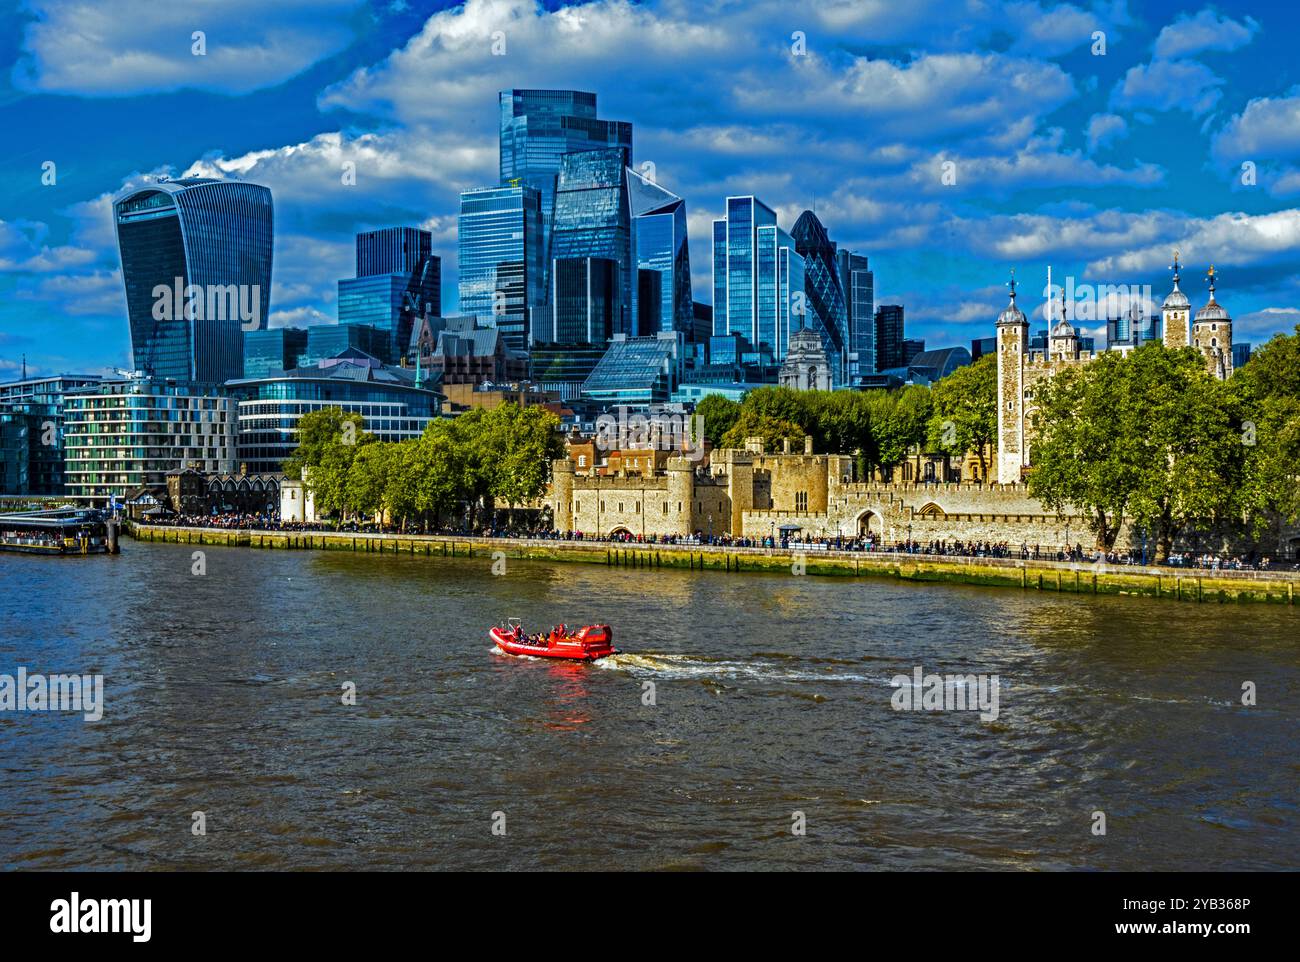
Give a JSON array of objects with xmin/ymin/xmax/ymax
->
[{"xmin": 996, "ymin": 253, "xmax": 1233, "ymax": 483}]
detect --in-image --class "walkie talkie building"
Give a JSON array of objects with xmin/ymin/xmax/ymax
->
[{"xmin": 113, "ymin": 178, "xmax": 273, "ymax": 384}]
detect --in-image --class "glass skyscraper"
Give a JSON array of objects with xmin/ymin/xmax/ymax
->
[
  {"xmin": 550, "ymin": 148, "xmax": 636, "ymax": 338},
  {"xmin": 549, "ymin": 257, "xmax": 621, "ymax": 344},
  {"xmin": 499, "ymin": 89, "xmax": 632, "ymax": 298},
  {"xmin": 338, "ymin": 227, "xmax": 440, "ymax": 364},
  {"xmin": 713, "ymin": 196, "xmax": 803, "ymax": 361},
  {"xmin": 113, "ymin": 178, "xmax": 273, "ymax": 384},
  {"xmin": 243, "ymin": 327, "xmax": 308, "ymax": 379},
  {"xmin": 791, "ymin": 210, "xmax": 847, "ymax": 387},
  {"xmin": 875, "ymin": 304, "xmax": 905, "ymax": 371},
  {"xmin": 836, "ymin": 250, "xmax": 875, "ymax": 379},
  {"xmin": 629, "ymin": 171, "xmax": 693, "ymax": 338},
  {"xmin": 457, "ymin": 185, "xmax": 544, "ymax": 354}
]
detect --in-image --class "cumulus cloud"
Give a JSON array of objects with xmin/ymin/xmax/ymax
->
[
  {"xmin": 1086, "ymin": 113, "xmax": 1127, "ymax": 153},
  {"xmin": 1087, "ymin": 209, "xmax": 1300, "ymax": 275},
  {"xmin": 1211, "ymin": 87, "xmax": 1300, "ymax": 163},
  {"xmin": 1153, "ymin": 10, "xmax": 1259, "ymax": 61},
  {"xmin": 13, "ymin": 0, "xmax": 366, "ymax": 96},
  {"xmin": 1112, "ymin": 58, "xmax": 1223, "ymax": 115}
]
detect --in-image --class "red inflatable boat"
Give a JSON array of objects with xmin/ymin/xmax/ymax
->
[{"xmin": 491, "ymin": 619, "xmax": 616, "ymax": 661}]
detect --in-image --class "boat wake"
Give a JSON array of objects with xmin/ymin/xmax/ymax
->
[{"xmin": 593, "ymin": 651, "xmax": 879, "ymax": 684}]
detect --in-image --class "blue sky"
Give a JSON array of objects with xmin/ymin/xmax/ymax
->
[{"xmin": 2, "ymin": 0, "xmax": 1299, "ymax": 378}]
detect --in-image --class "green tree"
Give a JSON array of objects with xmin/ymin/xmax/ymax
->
[
  {"xmin": 720, "ymin": 410, "xmax": 807, "ymax": 452},
  {"xmin": 345, "ymin": 442, "xmax": 393, "ymax": 522},
  {"xmin": 695, "ymin": 393, "xmax": 741, "ymax": 448},
  {"xmin": 1029, "ymin": 344, "xmax": 1242, "ymax": 558},
  {"xmin": 1233, "ymin": 325, "xmax": 1300, "ymax": 540},
  {"xmin": 927, "ymin": 354, "xmax": 997, "ymax": 479}
]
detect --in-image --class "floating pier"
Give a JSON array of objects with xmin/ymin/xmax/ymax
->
[{"xmin": 0, "ymin": 508, "xmax": 117, "ymax": 555}]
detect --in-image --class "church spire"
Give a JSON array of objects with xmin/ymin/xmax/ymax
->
[{"xmin": 1171, "ymin": 249, "xmax": 1181, "ymax": 289}]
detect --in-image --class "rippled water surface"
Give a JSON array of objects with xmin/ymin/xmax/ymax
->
[{"xmin": 1, "ymin": 542, "xmax": 1297, "ymax": 870}]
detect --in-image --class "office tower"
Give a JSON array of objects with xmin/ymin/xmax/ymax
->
[
  {"xmin": 550, "ymin": 148, "xmax": 636, "ymax": 338},
  {"xmin": 629, "ymin": 171, "xmax": 693, "ymax": 337},
  {"xmin": 692, "ymin": 302, "xmax": 713, "ymax": 346},
  {"xmin": 499, "ymin": 89, "xmax": 633, "ymax": 297},
  {"xmin": 875, "ymin": 305, "xmax": 905, "ymax": 371},
  {"xmin": 457, "ymin": 185, "xmax": 544, "ymax": 354},
  {"xmin": 712, "ymin": 196, "xmax": 804, "ymax": 361},
  {"xmin": 971, "ymin": 336, "xmax": 998, "ymax": 360},
  {"xmin": 243, "ymin": 327, "xmax": 309, "ymax": 379},
  {"xmin": 301, "ymin": 323, "xmax": 390, "ymax": 367},
  {"xmin": 1232, "ymin": 342, "xmax": 1252, "ymax": 370},
  {"xmin": 901, "ymin": 338, "xmax": 925, "ymax": 366},
  {"xmin": 338, "ymin": 227, "xmax": 440, "ymax": 364},
  {"xmin": 550, "ymin": 257, "xmax": 621, "ymax": 344},
  {"xmin": 113, "ymin": 177, "xmax": 273, "ymax": 383},
  {"xmin": 790, "ymin": 211, "xmax": 848, "ymax": 387},
  {"xmin": 837, "ymin": 250, "xmax": 875, "ymax": 378}
]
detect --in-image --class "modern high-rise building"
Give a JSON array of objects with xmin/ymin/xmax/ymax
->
[
  {"xmin": 63, "ymin": 376, "xmax": 237, "ymax": 503},
  {"xmin": 712, "ymin": 196, "xmax": 804, "ymax": 362},
  {"xmin": 901, "ymin": 338, "xmax": 926, "ymax": 366},
  {"xmin": 457, "ymin": 185, "xmax": 544, "ymax": 354},
  {"xmin": 790, "ymin": 210, "xmax": 848, "ymax": 387},
  {"xmin": 338, "ymin": 227, "xmax": 440, "ymax": 364},
  {"xmin": 837, "ymin": 251, "xmax": 875, "ymax": 378},
  {"xmin": 0, "ymin": 373, "xmax": 104, "ymax": 495},
  {"xmin": 629, "ymin": 171, "xmax": 693, "ymax": 338},
  {"xmin": 113, "ymin": 178, "xmax": 273, "ymax": 383},
  {"xmin": 243, "ymin": 327, "xmax": 309, "ymax": 379},
  {"xmin": 550, "ymin": 148, "xmax": 637, "ymax": 338},
  {"xmin": 549, "ymin": 257, "xmax": 621, "ymax": 344},
  {"xmin": 301, "ymin": 323, "xmax": 390, "ymax": 368},
  {"xmin": 875, "ymin": 304, "xmax": 905, "ymax": 371},
  {"xmin": 499, "ymin": 89, "xmax": 632, "ymax": 297}
]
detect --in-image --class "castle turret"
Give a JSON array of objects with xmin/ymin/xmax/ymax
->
[
  {"xmin": 1048, "ymin": 289, "xmax": 1079, "ymax": 361},
  {"xmin": 996, "ymin": 270, "xmax": 1030, "ymax": 484},
  {"xmin": 551, "ymin": 458, "xmax": 575, "ymax": 531},
  {"xmin": 1161, "ymin": 250, "xmax": 1190, "ymax": 349},
  {"xmin": 1192, "ymin": 265, "xmax": 1232, "ymax": 380}
]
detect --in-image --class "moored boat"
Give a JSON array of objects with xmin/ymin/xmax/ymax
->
[{"xmin": 491, "ymin": 618, "xmax": 616, "ymax": 661}]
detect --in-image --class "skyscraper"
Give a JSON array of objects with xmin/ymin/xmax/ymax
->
[
  {"xmin": 457, "ymin": 185, "xmax": 544, "ymax": 353},
  {"xmin": 338, "ymin": 227, "xmax": 440, "ymax": 364},
  {"xmin": 712, "ymin": 196, "xmax": 804, "ymax": 360},
  {"xmin": 790, "ymin": 210, "xmax": 848, "ymax": 387},
  {"xmin": 113, "ymin": 177, "xmax": 273, "ymax": 383},
  {"xmin": 875, "ymin": 304, "xmax": 905, "ymax": 371},
  {"xmin": 550, "ymin": 148, "xmax": 636, "ymax": 338},
  {"xmin": 499, "ymin": 89, "xmax": 632, "ymax": 297},
  {"xmin": 549, "ymin": 257, "xmax": 621, "ymax": 344},
  {"xmin": 629, "ymin": 171, "xmax": 693, "ymax": 338},
  {"xmin": 837, "ymin": 250, "xmax": 875, "ymax": 378}
]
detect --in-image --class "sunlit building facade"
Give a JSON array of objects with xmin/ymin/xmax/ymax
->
[
  {"xmin": 837, "ymin": 250, "xmax": 875, "ymax": 379},
  {"xmin": 338, "ymin": 227, "xmax": 440, "ymax": 364},
  {"xmin": 712, "ymin": 196, "xmax": 803, "ymax": 361},
  {"xmin": 458, "ymin": 185, "xmax": 544, "ymax": 354},
  {"xmin": 499, "ymin": 89, "xmax": 632, "ymax": 298},
  {"xmin": 629, "ymin": 172, "xmax": 693, "ymax": 338}
]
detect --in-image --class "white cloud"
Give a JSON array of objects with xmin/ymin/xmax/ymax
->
[
  {"xmin": 1086, "ymin": 113, "xmax": 1127, "ymax": 153},
  {"xmin": 1112, "ymin": 58, "xmax": 1223, "ymax": 115},
  {"xmin": 14, "ymin": 0, "xmax": 366, "ymax": 96},
  {"xmin": 1153, "ymin": 10, "xmax": 1259, "ymax": 61},
  {"xmin": 1211, "ymin": 87, "xmax": 1300, "ymax": 163},
  {"xmin": 1087, "ymin": 209, "xmax": 1300, "ymax": 274}
]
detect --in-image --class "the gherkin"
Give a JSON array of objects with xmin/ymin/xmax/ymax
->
[{"xmin": 790, "ymin": 210, "xmax": 848, "ymax": 387}]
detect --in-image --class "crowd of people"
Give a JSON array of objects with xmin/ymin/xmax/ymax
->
[{"xmin": 134, "ymin": 512, "xmax": 1294, "ymax": 570}]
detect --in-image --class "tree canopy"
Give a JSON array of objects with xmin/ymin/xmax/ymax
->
[{"xmin": 288, "ymin": 403, "xmax": 565, "ymax": 530}]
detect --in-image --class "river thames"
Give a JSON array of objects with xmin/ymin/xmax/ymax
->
[{"xmin": 1, "ymin": 541, "xmax": 1297, "ymax": 870}]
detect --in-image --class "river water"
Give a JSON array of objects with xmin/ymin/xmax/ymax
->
[{"xmin": 1, "ymin": 541, "xmax": 1296, "ymax": 870}]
